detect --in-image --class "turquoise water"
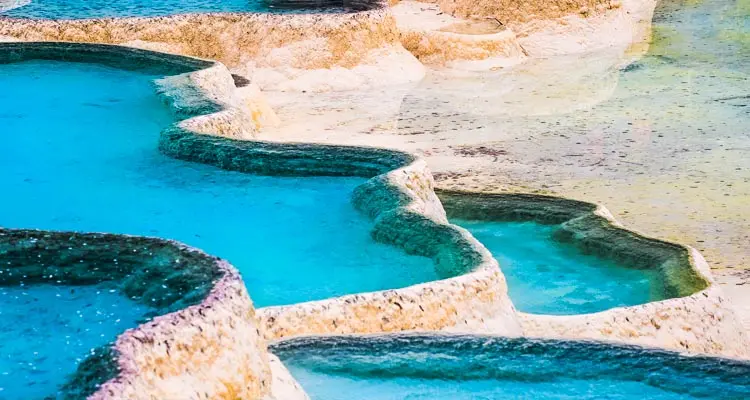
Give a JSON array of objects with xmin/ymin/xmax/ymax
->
[
  {"xmin": 0, "ymin": 0, "xmax": 358, "ymax": 19},
  {"xmin": 0, "ymin": 60, "xmax": 437, "ymax": 307},
  {"xmin": 274, "ymin": 335, "xmax": 750, "ymax": 400},
  {"xmin": 452, "ymin": 220, "xmax": 659, "ymax": 315},
  {"xmin": 0, "ymin": 284, "xmax": 151, "ymax": 398}
]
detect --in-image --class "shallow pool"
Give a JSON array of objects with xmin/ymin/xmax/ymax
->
[
  {"xmin": 0, "ymin": 284, "xmax": 151, "ymax": 398},
  {"xmin": 0, "ymin": 0, "xmax": 361, "ymax": 19},
  {"xmin": 274, "ymin": 334, "xmax": 750, "ymax": 400},
  {"xmin": 0, "ymin": 60, "xmax": 436, "ymax": 307},
  {"xmin": 452, "ymin": 220, "xmax": 660, "ymax": 314}
]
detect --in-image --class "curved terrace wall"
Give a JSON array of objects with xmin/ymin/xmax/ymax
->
[
  {"xmin": 0, "ymin": 42, "xmax": 311, "ymax": 399},
  {"xmin": 148, "ymin": 37, "xmax": 750, "ymax": 357},
  {"xmin": 438, "ymin": 191, "xmax": 750, "ymax": 358},
  {"xmin": 133, "ymin": 40, "xmax": 520, "ymax": 340},
  {"xmin": 0, "ymin": 229, "xmax": 279, "ymax": 399},
  {"xmin": 0, "ymin": 39, "xmax": 521, "ymax": 365},
  {"xmin": 158, "ymin": 127, "xmax": 523, "ymax": 339},
  {"xmin": 2, "ymin": 41, "xmax": 747, "ymax": 400}
]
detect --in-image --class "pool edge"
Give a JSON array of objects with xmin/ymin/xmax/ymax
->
[
  {"xmin": 0, "ymin": 42, "xmax": 307, "ymax": 400},
  {"xmin": 437, "ymin": 189, "xmax": 749, "ymax": 358},
  {"xmin": 155, "ymin": 40, "xmax": 749, "ymax": 358},
  {"xmin": 0, "ymin": 39, "xmax": 748, "ymax": 399}
]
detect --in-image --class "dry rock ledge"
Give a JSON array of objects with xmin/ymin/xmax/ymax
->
[
  {"xmin": 393, "ymin": 0, "xmax": 656, "ymax": 70},
  {"xmin": 0, "ymin": 1, "xmax": 426, "ymax": 92},
  {"xmin": 1, "ymin": 40, "xmax": 748, "ymax": 397},
  {"xmin": 0, "ymin": 0, "xmax": 657, "ymax": 88}
]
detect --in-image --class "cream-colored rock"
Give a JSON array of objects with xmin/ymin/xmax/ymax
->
[
  {"xmin": 394, "ymin": 1, "xmax": 525, "ymax": 67},
  {"xmin": 0, "ymin": 222, "xmax": 302, "ymax": 400},
  {"xmin": 94, "ymin": 261, "xmax": 273, "ymax": 400},
  {"xmin": 247, "ymin": 44, "xmax": 425, "ymax": 92},
  {"xmin": 156, "ymin": 63, "xmax": 238, "ymax": 114},
  {"xmin": 238, "ymin": 83, "xmax": 281, "ymax": 128},
  {"xmin": 515, "ymin": 0, "xmax": 655, "ymax": 57},
  {"xmin": 253, "ymin": 75, "xmax": 750, "ymax": 359},
  {"xmin": 0, "ymin": 7, "xmax": 425, "ymax": 92},
  {"xmin": 520, "ymin": 285, "xmax": 750, "ymax": 358},
  {"xmin": 394, "ymin": 0, "xmax": 654, "ymax": 69},
  {"xmin": 156, "ymin": 62, "xmax": 280, "ymax": 137},
  {"xmin": 429, "ymin": 0, "xmax": 618, "ymax": 24},
  {"xmin": 264, "ymin": 355, "xmax": 310, "ymax": 400},
  {"xmin": 151, "ymin": 55, "xmax": 521, "ymax": 340},
  {"xmin": 137, "ymin": 0, "xmax": 748, "ymax": 360},
  {"xmin": 120, "ymin": 39, "xmax": 186, "ymax": 55},
  {"xmin": 261, "ymin": 37, "xmax": 334, "ymax": 69},
  {"xmin": 258, "ymin": 266, "xmax": 521, "ymax": 340}
]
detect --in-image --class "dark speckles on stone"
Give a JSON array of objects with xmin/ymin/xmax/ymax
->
[
  {"xmin": 622, "ymin": 62, "xmax": 643, "ymax": 73},
  {"xmin": 231, "ymin": 74, "xmax": 251, "ymax": 88}
]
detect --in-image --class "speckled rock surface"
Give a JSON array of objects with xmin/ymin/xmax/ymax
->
[
  {"xmin": 258, "ymin": 265, "xmax": 519, "ymax": 339},
  {"xmin": 148, "ymin": 59, "xmax": 523, "ymax": 337},
  {"xmin": 91, "ymin": 260, "xmax": 270, "ymax": 400},
  {"xmin": 427, "ymin": 0, "xmax": 619, "ymax": 24},
  {"xmin": 0, "ymin": 10, "xmax": 392, "ymax": 68},
  {"xmin": 394, "ymin": 1, "xmax": 525, "ymax": 66},
  {"xmin": 519, "ymin": 284, "xmax": 750, "ymax": 358}
]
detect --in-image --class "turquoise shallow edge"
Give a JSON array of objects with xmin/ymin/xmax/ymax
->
[{"xmin": 436, "ymin": 190, "xmax": 710, "ymax": 300}]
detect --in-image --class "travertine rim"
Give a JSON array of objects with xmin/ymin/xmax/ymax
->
[{"xmin": 0, "ymin": 40, "xmax": 744, "ymax": 398}]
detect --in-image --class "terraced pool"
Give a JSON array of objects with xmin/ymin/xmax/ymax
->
[
  {"xmin": 0, "ymin": 0, "xmax": 364, "ymax": 19},
  {"xmin": 453, "ymin": 220, "xmax": 661, "ymax": 315},
  {"xmin": 274, "ymin": 334, "xmax": 750, "ymax": 400},
  {"xmin": 0, "ymin": 56, "xmax": 441, "ymax": 397},
  {"xmin": 0, "ymin": 59, "xmax": 437, "ymax": 308}
]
